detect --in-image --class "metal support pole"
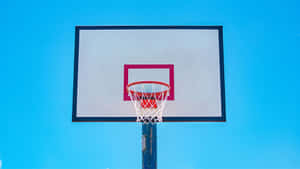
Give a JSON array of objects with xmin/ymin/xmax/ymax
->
[{"xmin": 142, "ymin": 123, "xmax": 157, "ymax": 169}]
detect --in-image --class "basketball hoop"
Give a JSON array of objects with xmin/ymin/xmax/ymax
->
[{"xmin": 127, "ymin": 81, "xmax": 170, "ymax": 123}]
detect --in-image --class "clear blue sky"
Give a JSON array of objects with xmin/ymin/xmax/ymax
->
[{"xmin": 0, "ymin": 0, "xmax": 300, "ymax": 168}]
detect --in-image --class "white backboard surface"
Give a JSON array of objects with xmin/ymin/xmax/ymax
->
[{"xmin": 72, "ymin": 26, "xmax": 225, "ymax": 122}]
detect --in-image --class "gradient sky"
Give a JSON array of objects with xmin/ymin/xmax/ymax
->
[{"xmin": 0, "ymin": 0, "xmax": 300, "ymax": 169}]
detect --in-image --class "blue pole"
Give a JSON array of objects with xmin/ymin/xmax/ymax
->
[{"xmin": 142, "ymin": 123, "xmax": 157, "ymax": 169}]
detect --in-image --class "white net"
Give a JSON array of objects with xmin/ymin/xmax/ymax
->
[{"xmin": 127, "ymin": 81, "xmax": 170, "ymax": 123}]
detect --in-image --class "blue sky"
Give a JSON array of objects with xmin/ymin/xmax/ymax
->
[{"xmin": 0, "ymin": 0, "xmax": 300, "ymax": 168}]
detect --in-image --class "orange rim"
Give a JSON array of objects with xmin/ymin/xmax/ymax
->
[{"xmin": 127, "ymin": 81, "xmax": 170, "ymax": 95}]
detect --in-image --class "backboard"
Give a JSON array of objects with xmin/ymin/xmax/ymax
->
[{"xmin": 72, "ymin": 26, "xmax": 225, "ymax": 122}]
